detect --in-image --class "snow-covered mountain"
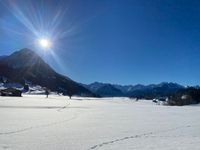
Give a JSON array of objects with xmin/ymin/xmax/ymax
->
[
  {"xmin": 83, "ymin": 82, "xmax": 185, "ymax": 98},
  {"xmin": 0, "ymin": 48, "xmax": 95, "ymax": 96}
]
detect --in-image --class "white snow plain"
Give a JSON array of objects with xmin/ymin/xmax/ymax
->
[{"xmin": 0, "ymin": 95, "xmax": 200, "ymax": 150}]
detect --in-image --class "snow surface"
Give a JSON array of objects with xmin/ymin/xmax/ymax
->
[{"xmin": 0, "ymin": 95, "xmax": 200, "ymax": 150}]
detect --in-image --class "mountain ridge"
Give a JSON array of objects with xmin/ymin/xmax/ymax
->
[
  {"xmin": 82, "ymin": 82, "xmax": 185, "ymax": 98},
  {"xmin": 0, "ymin": 48, "xmax": 95, "ymax": 97}
]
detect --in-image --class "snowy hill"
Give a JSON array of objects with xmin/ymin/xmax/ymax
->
[{"xmin": 0, "ymin": 48, "xmax": 95, "ymax": 97}]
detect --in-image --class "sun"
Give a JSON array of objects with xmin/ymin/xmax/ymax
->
[{"xmin": 38, "ymin": 38, "xmax": 51, "ymax": 49}]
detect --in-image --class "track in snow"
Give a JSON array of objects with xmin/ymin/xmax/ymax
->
[
  {"xmin": 0, "ymin": 113, "xmax": 78, "ymax": 135},
  {"xmin": 87, "ymin": 125, "xmax": 192, "ymax": 150}
]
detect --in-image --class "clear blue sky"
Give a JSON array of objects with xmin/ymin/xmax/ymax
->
[{"xmin": 0, "ymin": 0, "xmax": 200, "ymax": 86}]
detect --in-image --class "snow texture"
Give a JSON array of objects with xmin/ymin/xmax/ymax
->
[{"xmin": 0, "ymin": 95, "xmax": 200, "ymax": 150}]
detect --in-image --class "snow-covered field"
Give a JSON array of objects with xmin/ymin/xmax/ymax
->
[{"xmin": 0, "ymin": 95, "xmax": 200, "ymax": 150}]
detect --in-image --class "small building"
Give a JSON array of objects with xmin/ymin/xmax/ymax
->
[{"xmin": 0, "ymin": 88, "xmax": 22, "ymax": 97}]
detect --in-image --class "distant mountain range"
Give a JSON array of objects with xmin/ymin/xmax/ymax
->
[
  {"xmin": 82, "ymin": 82, "xmax": 125, "ymax": 97},
  {"xmin": 82, "ymin": 82, "xmax": 185, "ymax": 98},
  {"xmin": 0, "ymin": 48, "xmax": 95, "ymax": 97}
]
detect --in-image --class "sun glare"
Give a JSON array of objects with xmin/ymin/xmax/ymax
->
[{"xmin": 38, "ymin": 38, "xmax": 51, "ymax": 49}]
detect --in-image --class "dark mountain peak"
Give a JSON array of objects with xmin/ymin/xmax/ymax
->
[
  {"xmin": 10, "ymin": 48, "xmax": 38, "ymax": 58},
  {"xmin": 157, "ymin": 82, "xmax": 183, "ymax": 88},
  {"xmin": 96, "ymin": 84, "xmax": 124, "ymax": 97},
  {"xmin": 90, "ymin": 81, "xmax": 102, "ymax": 85},
  {"xmin": 17, "ymin": 48, "xmax": 35, "ymax": 53},
  {"xmin": 3, "ymin": 48, "xmax": 45, "ymax": 69},
  {"xmin": 11, "ymin": 48, "xmax": 40, "ymax": 59},
  {"xmin": 133, "ymin": 84, "xmax": 145, "ymax": 88},
  {"xmin": 0, "ymin": 49, "xmax": 95, "ymax": 97}
]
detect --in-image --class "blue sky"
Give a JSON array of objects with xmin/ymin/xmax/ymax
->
[{"xmin": 0, "ymin": 0, "xmax": 200, "ymax": 85}]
